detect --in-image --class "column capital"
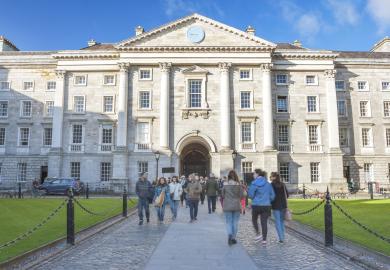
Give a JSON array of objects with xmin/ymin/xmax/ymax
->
[
  {"xmin": 260, "ymin": 63, "xmax": 273, "ymax": 72},
  {"xmin": 159, "ymin": 62, "xmax": 172, "ymax": 72},
  {"xmin": 218, "ymin": 62, "xmax": 231, "ymax": 72},
  {"xmin": 118, "ymin": 62, "xmax": 130, "ymax": 72},
  {"xmin": 324, "ymin": 69, "xmax": 336, "ymax": 79},
  {"xmin": 55, "ymin": 70, "xmax": 66, "ymax": 79}
]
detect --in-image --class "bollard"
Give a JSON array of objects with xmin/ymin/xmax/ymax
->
[
  {"xmin": 324, "ymin": 187, "xmax": 333, "ymax": 247},
  {"xmin": 18, "ymin": 182, "xmax": 22, "ymax": 199},
  {"xmin": 303, "ymin": 184, "xmax": 306, "ymax": 199},
  {"xmin": 85, "ymin": 183, "xmax": 89, "ymax": 199},
  {"xmin": 67, "ymin": 188, "xmax": 75, "ymax": 245},
  {"xmin": 122, "ymin": 187, "xmax": 128, "ymax": 217},
  {"xmin": 368, "ymin": 182, "xmax": 374, "ymax": 200}
]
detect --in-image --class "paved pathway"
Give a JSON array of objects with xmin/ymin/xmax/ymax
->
[{"xmin": 33, "ymin": 202, "xmax": 365, "ymax": 270}]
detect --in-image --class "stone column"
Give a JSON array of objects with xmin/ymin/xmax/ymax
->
[
  {"xmin": 159, "ymin": 62, "xmax": 171, "ymax": 150},
  {"xmin": 261, "ymin": 63, "xmax": 274, "ymax": 150},
  {"xmin": 219, "ymin": 62, "xmax": 231, "ymax": 150},
  {"xmin": 324, "ymin": 69, "xmax": 340, "ymax": 151},
  {"xmin": 48, "ymin": 70, "xmax": 66, "ymax": 178}
]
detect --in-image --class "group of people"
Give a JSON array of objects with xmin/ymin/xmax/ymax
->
[{"xmin": 135, "ymin": 168, "xmax": 289, "ymax": 246}]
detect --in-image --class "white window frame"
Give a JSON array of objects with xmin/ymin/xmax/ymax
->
[
  {"xmin": 385, "ymin": 128, "xmax": 390, "ymax": 148},
  {"xmin": 0, "ymin": 127, "xmax": 6, "ymax": 146},
  {"xmin": 337, "ymin": 99, "xmax": 347, "ymax": 117},
  {"xmin": 71, "ymin": 124, "xmax": 84, "ymax": 144},
  {"xmin": 307, "ymin": 95, "xmax": 319, "ymax": 113},
  {"xmin": 139, "ymin": 68, "xmax": 153, "ymax": 81},
  {"xmin": 339, "ymin": 127, "xmax": 349, "ymax": 148},
  {"xmin": 276, "ymin": 95, "xmax": 289, "ymax": 113},
  {"xmin": 238, "ymin": 118, "xmax": 256, "ymax": 152},
  {"xmin": 275, "ymin": 74, "xmax": 288, "ymax": 85},
  {"xmin": 45, "ymin": 100, "xmax": 54, "ymax": 117},
  {"xmin": 138, "ymin": 161, "xmax": 148, "ymax": 178},
  {"xmin": 279, "ymin": 162, "xmax": 290, "ymax": 183},
  {"xmin": 22, "ymin": 81, "xmax": 34, "ymax": 91},
  {"xmin": 310, "ymin": 162, "xmax": 321, "ymax": 183},
  {"xmin": 305, "ymin": 75, "xmax": 318, "ymax": 86},
  {"xmin": 138, "ymin": 90, "xmax": 152, "ymax": 110},
  {"xmin": 307, "ymin": 124, "xmax": 321, "ymax": 145},
  {"xmin": 70, "ymin": 162, "xmax": 81, "ymax": 179},
  {"xmin": 42, "ymin": 127, "xmax": 52, "ymax": 147},
  {"xmin": 381, "ymin": 81, "xmax": 390, "ymax": 91},
  {"xmin": 102, "ymin": 96, "xmax": 115, "ymax": 113},
  {"xmin": 103, "ymin": 74, "xmax": 116, "ymax": 86},
  {"xmin": 17, "ymin": 163, "xmax": 27, "ymax": 182},
  {"xmin": 46, "ymin": 81, "xmax": 56, "ymax": 91},
  {"xmin": 383, "ymin": 100, "xmax": 390, "ymax": 117},
  {"xmin": 186, "ymin": 78, "xmax": 206, "ymax": 108},
  {"xmin": 73, "ymin": 75, "xmax": 87, "ymax": 86},
  {"xmin": 136, "ymin": 122, "xmax": 151, "ymax": 143},
  {"xmin": 357, "ymin": 80, "xmax": 369, "ymax": 91},
  {"xmin": 0, "ymin": 100, "xmax": 8, "ymax": 118},
  {"xmin": 73, "ymin": 95, "xmax": 86, "ymax": 113},
  {"xmin": 359, "ymin": 100, "xmax": 371, "ymax": 117},
  {"xmin": 0, "ymin": 81, "xmax": 10, "ymax": 91},
  {"xmin": 361, "ymin": 127, "xmax": 373, "ymax": 148},
  {"xmin": 18, "ymin": 127, "xmax": 30, "ymax": 147},
  {"xmin": 239, "ymin": 68, "xmax": 252, "ymax": 81},
  {"xmin": 100, "ymin": 162, "xmax": 112, "ymax": 181},
  {"xmin": 239, "ymin": 90, "xmax": 253, "ymax": 110},
  {"xmin": 363, "ymin": 163, "xmax": 374, "ymax": 182},
  {"xmin": 20, "ymin": 100, "xmax": 32, "ymax": 118},
  {"xmin": 335, "ymin": 80, "xmax": 345, "ymax": 91}
]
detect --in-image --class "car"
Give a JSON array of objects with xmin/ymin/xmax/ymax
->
[{"xmin": 39, "ymin": 178, "xmax": 84, "ymax": 195}]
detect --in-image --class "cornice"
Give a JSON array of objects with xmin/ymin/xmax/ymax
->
[
  {"xmin": 119, "ymin": 46, "xmax": 273, "ymax": 52},
  {"xmin": 273, "ymin": 51, "xmax": 338, "ymax": 60},
  {"xmin": 53, "ymin": 51, "xmax": 119, "ymax": 60}
]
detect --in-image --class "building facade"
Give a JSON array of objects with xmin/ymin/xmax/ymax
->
[{"xmin": 1, "ymin": 14, "xmax": 390, "ymax": 192}]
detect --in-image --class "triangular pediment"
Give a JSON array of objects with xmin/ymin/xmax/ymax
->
[
  {"xmin": 182, "ymin": 65, "xmax": 209, "ymax": 74},
  {"xmin": 116, "ymin": 13, "xmax": 276, "ymax": 50}
]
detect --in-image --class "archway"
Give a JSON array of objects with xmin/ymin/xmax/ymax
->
[{"xmin": 180, "ymin": 143, "xmax": 210, "ymax": 177}]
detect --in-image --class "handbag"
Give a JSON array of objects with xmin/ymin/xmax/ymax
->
[
  {"xmin": 154, "ymin": 187, "xmax": 166, "ymax": 207},
  {"xmin": 283, "ymin": 184, "xmax": 292, "ymax": 221}
]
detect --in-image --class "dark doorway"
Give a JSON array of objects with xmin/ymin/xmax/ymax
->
[
  {"xmin": 40, "ymin": 166, "xmax": 48, "ymax": 184},
  {"xmin": 180, "ymin": 143, "xmax": 210, "ymax": 177}
]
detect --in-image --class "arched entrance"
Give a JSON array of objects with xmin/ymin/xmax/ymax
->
[{"xmin": 180, "ymin": 143, "xmax": 210, "ymax": 177}]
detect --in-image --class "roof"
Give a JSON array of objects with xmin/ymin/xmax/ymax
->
[
  {"xmin": 336, "ymin": 51, "xmax": 390, "ymax": 59},
  {"xmin": 276, "ymin": 43, "xmax": 306, "ymax": 50},
  {"xmin": 0, "ymin": 35, "xmax": 19, "ymax": 51},
  {"xmin": 81, "ymin": 43, "xmax": 116, "ymax": 50}
]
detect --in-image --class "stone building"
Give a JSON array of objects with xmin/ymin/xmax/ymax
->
[{"xmin": 1, "ymin": 14, "xmax": 390, "ymax": 192}]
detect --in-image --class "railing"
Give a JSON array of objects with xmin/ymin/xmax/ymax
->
[
  {"xmin": 307, "ymin": 144, "xmax": 323, "ymax": 152},
  {"xmin": 240, "ymin": 143, "xmax": 255, "ymax": 151},
  {"xmin": 69, "ymin": 144, "xmax": 84, "ymax": 152},
  {"xmin": 136, "ymin": 143, "xmax": 150, "ymax": 151},
  {"xmin": 278, "ymin": 143, "xmax": 293, "ymax": 152},
  {"xmin": 100, "ymin": 144, "xmax": 113, "ymax": 152}
]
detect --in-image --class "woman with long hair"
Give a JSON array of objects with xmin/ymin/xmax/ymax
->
[
  {"xmin": 222, "ymin": 170, "xmax": 245, "ymax": 245},
  {"xmin": 270, "ymin": 172, "xmax": 289, "ymax": 243},
  {"xmin": 153, "ymin": 177, "xmax": 171, "ymax": 224},
  {"xmin": 169, "ymin": 176, "xmax": 183, "ymax": 221}
]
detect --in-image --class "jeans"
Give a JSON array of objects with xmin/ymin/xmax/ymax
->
[
  {"xmin": 207, "ymin": 195, "xmax": 217, "ymax": 213},
  {"xmin": 224, "ymin": 211, "xmax": 241, "ymax": 239},
  {"xmin": 138, "ymin": 197, "xmax": 150, "ymax": 221},
  {"xmin": 170, "ymin": 200, "xmax": 180, "ymax": 219},
  {"xmin": 251, "ymin": 205, "xmax": 271, "ymax": 240},
  {"xmin": 273, "ymin": 209, "xmax": 286, "ymax": 241},
  {"xmin": 188, "ymin": 199, "xmax": 199, "ymax": 220},
  {"xmin": 156, "ymin": 204, "xmax": 166, "ymax": 222}
]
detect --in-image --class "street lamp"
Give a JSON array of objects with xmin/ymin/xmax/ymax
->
[
  {"xmin": 232, "ymin": 150, "xmax": 238, "ymax": 170},
  {"xmin": 155, "ymin": 151, "xmax": 160, "ymax": 181}
]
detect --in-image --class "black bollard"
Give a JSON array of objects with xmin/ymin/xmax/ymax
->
[
  {"xmin": 85, "ymin": 183, "xmax": 89, "ymax": 199},
  {"xmin": 324, "ymin": 187, "xmax": 333, "ymax": 247},
  {"xmin": 368, "ymin": 182, "xmax": 374, "ymax": 200},
  {"xmin": 18, "ymin": 182, "xmax": 22, "ymax": 199},
  {"xmin": 303, "ymin": 184, "xmax": 306, "ymax": 199},
  {"xmin": 67, "ymin": 188, "xmax": 75, "ymax": 245},
  {"xmin": 122, "ymin": 187, "xmax": 128, "ymax": 217}
]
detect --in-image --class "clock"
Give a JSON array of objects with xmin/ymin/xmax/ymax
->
[{"xmin": 186, "ymin": 26, "xmax": 205, "ymax": 43}]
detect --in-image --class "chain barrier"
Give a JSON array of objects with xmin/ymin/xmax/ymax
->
[
  {"xmin": 73, "ymin": 198, "xmax": 121, "ymax": 216},
  {"xmin": 330, "ymin": 199, "xmax": 390, "ymax": 244},
  {"xmin": 291, "ymin": 199, "xmax": 325, "ymax": 215},
  {"xmin": 0, "ymin": 199, "xmax": 67, "ymax": 250}
]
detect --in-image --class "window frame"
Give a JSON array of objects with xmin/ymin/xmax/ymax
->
[
  {"xmin": 381, "ymin": 81, "xmax": 390, "ymax": 91},
  {"xmin": 20, "ymin": 100, "xmax": 32, "ymax": 118},
  {"xmin": 0, "ymin": 127, "xmax": 6, "ymax": 146},
  {"xmin": 335, "ymin": 80, "xmax": 345, "ymax": 91},
  {"xmin": 18, "ymin": 127, "xmax": 30, "ymax": 147},
  {"xmin": 103, "ymin": 74, "xmax": 116, "ymax": 86},
  {"xmin": 188, "ymin": 79, "xmax": 203, "ymax": 108},
  {"xmin": 100, "ymin": 162, "xmax": 112, "ymax": 181},
  {"xmin": 0, "ymin": 81, "xmax": 10, "ymax": 91},
  {"xmin": 137, "ymin": 161, "xmax": 148, "ymax": 178},
  {"xmin": 138, "ymin": 90, "xmax": 152, "ymax": 110},
  {"xmin": 239, "ymin": 90, "xmax": 253, "ymax": 110},
  {"xmin": 71, "ymin": 124, "xmax": 84, "ymax": 145},
  {"xmin": 70, "ymin": 162, "xmax": 81, "ymax": 179},
  {"xmin": 279, "ymin": 162, "xmax": 290, "ymax": 183},
  {"xmin": 307, "ymin": 95, "xmax": 319, "ymax": 113},
  {"xmin": 73, "ymin": 95, "xmax": 86, "ymax": 114},
  {"xmin": 383, "ymin": 100, "xmax": 390, "ymax": 118},
  {"xmin": 73, "ymin": 74, "xmax": 87, "ymax": 86},
  {"xmin": 310, "ymin": 162, "xmax": 321, "ymax": 183},
  {"xmin": 275, "ymin": 74, "xmax": 288, "ymax": 86},
  {"xmin": 102, "ymin": 95, "xmax": 115, "ymax": 113},
  {"xmin": 42, "ymin": 127, "xmax": 53, "ymax": 147},
  {"xmin": 239, "ymin": 68, "xmax": 252, "ymax": 81},
  {"xmin": 357, "ymin": 80, "xmax": 369, "ymax": 91},
  {"xmin": 339, "ymin": 127, "xmax": 349, "ymax": 148},
  {"xmin": 22, "ymin": 81, "xmax": 34, "ymax": 91},
  {"xmin": 363, "ymin": 163, "xmax": 374, "ymax": 182},
  {"xmin": 46, "ymin": 81, "xmax": 56, "ymax": 91},
  {"xmin": 361, "ymin": 127, "xmax": 373, "ymax": 148},
  {"xmin": 0, "ymin": 100, "xmax": 8, "ymax": 118},
  {"xmin": 305, "ymin": 75, "xmax": 318, "ymax": 86},
  {"xmin": 385, "ymin": 128, "xmax": 390, "ymax": 148},
  {"xmin": 359, "ymin": 100, "xmax": 371, "ymax": 118},
  {"xmin": 45, "ymin": 100, "xmax": 54, "ymax": 117},
  {"xmin": 139, "ymin": 68, "xmax": 153, "ymax": 81},
  {"xmin": 337, "ymin": 99, "xmax": 347, "ymax": 117},
  {"xmin": 276, "ymin": 95, "xmax": 289, "ymax": 113}
]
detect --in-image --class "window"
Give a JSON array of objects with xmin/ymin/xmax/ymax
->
[
  {"xmin": 359, "ymin": 101, "xmax": 370, "ymax": 117},
  {"xmin": 310, "ymin": 162, "xmax": 320, "ymax": 183},
  {"xmin": 19, "ymin": 128, "xmax": 29, "ymax": 146},
  {"xmin": 277, "ymin": 96, "xmax": 288, "ymax": 113},
  {"xmin": 20, "ymin": 101, "xmax": 32, "ymax": 117},
  {"xmin": 102, "ymin": 126, "xmax": 113, "ymax": 144},
  {"xmin": 103, "ymin": 96, "xmax": 114, "ymax": 113},
  {"xmin": 74, "ymin": 75, "xmax": 87, "ymax": 86},
  {"xmin": 278, "ymin": 125, "xmax": 289, "ymax": 144},
  {"xmin": 139, "ymin": 69, "xmax": 152, "ymax": 80},
  {"xmin": 47, "ymin": 81, "xmax": 56, "ymax": 91},
  {"xmin": 361, "ymin": 128, "xmax": 372, "ymax": 147},
  {"xmin": 386, "ymin": 128, "xmax": 390, "ymax": 147},
  {"xmin": 103, "ymin": 75, "xmax": 115, "ymax": 85},
  {"xmin": 279, "ymin": 163, "xmax": 290, "ymax": 183},
  {"xmin": 240, "ymin": 91, "xmax": 251, "ymax": 109},
  {"xmin": 45, "ymin": 101, "xmax": 54, "ymax": 117},
  {"xmin": 73, "ymin": 96, "xmax": 85, "ymax": 113},
  {"xmin": 0, "ymin": 81, "xmax": 10, "ymax": 91},
  {"xmin": 339, "ymin": 128, "xmax": 349, "ymax": 148},
  {"xmin": 335, "ymin": 80, "xmax": 345, "ymax": 91},
  {"xmin": 189, "ymin": 79, "xmax": 202, "ymax": 108},
  {"xmin": 70, "ymin": 162, "xmax": 80, "ymax": 179},
  {"xmin": 139, "ymin": 91, "xmax": 151, "ymax": 109},
  {"xmin": 382, "ymin": 81, "xmax": 390, "ymax": 91},
  {"xmin": 43, "ymin": 128, "xmax": 52, "ymax": 146},
  {"xmin": 357, "ymin": 81, "xmax": 368, "ymax": 91},
  {"xmin": 337, "ymin": 100, "xmax": 347, "ymax": 117},
  {"xmin": 241, "ymin": 122, "xmax": 252, "ymax": 143},
  {"xmin": 242, "ymin": 161, "xmax": 253, "ymax": 184},
  {"xmin": 363, "ymin": 163, "xmax": 373, "ymax": 182},
  {"xmin": 276, "ymin": 74, "xmax": 288, "ymax": 85},
  {"xmin": 72, "ymin": 124, "xmax": 83, "ymax": 144},
  {"xmin": 0, "ymin": 101, "xmax": 8, "ymax": 117},
  {"xmin": 239, "ymin": 69, "xmax": 251, "ymax": 80},
  {"xmin": 308, "ymin": 125, "xmax": 319, "ymax": 144},
  {"xmin": 138, "ymin": 161, "xmax": 148, "ymax": 178},
  {"xmin": 384, "ymin": 101, "xmax": 390, "ymax": 117},
  {"xmin": 23, "ymin": 81, "xmax": 34, "ymax": 91},
  {"xmin": 100, "ymin": 162, "xmax": 111, "ymax": 181},
  {"xmin": 306, "ymin": 75, "xmax": 317, "ymax": 85},
  {"xmin": 0, "ymin": 127, "xmax": 5, "ymax": 145},
  {"xmin": 137, "ymin": 122, "xmax": 150, "ymax": 144},
  {"xmin": 307, "ymin": 96, "xmax": 318, "ymax": 113},
  {"xmin": 17, "ymin": 163, "xmax": 27, "ymax": 181}
]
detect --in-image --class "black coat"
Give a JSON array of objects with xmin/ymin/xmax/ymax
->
[{"xmin": 271, "ymin": 182, "xmax": 289, "ymax": 210}]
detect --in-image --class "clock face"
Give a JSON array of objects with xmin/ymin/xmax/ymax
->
[{"xmin": 186, "ymin": 26, "xmax": 205, "ymax": 43}]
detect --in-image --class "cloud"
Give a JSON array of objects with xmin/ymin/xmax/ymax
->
[
  {"xmin": 366, "ymin": 0, "xmax": 390, "ymax": 34},
  {"xmin": 163, "ymin": 0, "xmax": 224, "ymax": 18},
  {"xmin": 296, "ymin": 14, "xmax": 321, "ymax": 38},
  {"xmin": 326, "ymin": 0, "xmax": 359, "ymax": 25}
]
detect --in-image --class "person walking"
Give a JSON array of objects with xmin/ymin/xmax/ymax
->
[
  {"xmin": 169, "ymin": 176, "xmax": 183, "ymax": 220},
  {"xmin": 222, "ymin": 170, "xmax": 245, "ymax": 246},
  {"xmin": 180, "ymin": 175, "xmax": 189, "ymax": 208},
  {"xmin": 240, "ymin": 180, "xmax": 248, "ymax": 215},
  {"xmin": 248, "ymin": 169, "xmax": 275, "ymax": 245},
  {"xmin": 153, "ymin": 177, "xmax": 171, "ymax": 224},
  {"xmin": 200, "ymin": 176, "xmax": 206, "ymax": 205},
  {"xmin": 185, "ymin": 174, "xmax": 202, "ymax": 222},
  {"xmin": 205, "ymin": 173, "xmax": 219, "ymax": 214},
  {"xmin": 219, "ymin": 176, "xmax": 227, "ymax": 207},
  {"xmin": 270, "ymin": 172, "xmax": 289, "ymax": 243},
  {"xmin": 135, "ymin": 172, "xmax": 154, "ymax": 225}
]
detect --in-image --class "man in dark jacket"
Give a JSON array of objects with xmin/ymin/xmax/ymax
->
[
  {"xmin": 205, "ymin": 173, "xmax": 219, "ymax": 214},
  {"xmin": 136, "ymin": 172, "xmax": 153, "ymax": 225}
]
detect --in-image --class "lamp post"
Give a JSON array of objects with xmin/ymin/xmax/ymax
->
[
  {"xmin": 232, "ymin": 150, "xmax": 238, "ymax": 171},
  {"xmin": 155, "ymin": 151, "xmax": 160, "ymax": 181}
]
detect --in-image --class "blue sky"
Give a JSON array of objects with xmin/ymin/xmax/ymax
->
[{"xmin": 1, "ymin": 0, "xmax": 390, "ymax": 51}]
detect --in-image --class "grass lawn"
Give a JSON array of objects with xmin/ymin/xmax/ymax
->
[
  {"xmin": 0, "ymin": 197, "xmax": 137, "ymax": 263},
  {"xmin": 289, "ymin": 199, "xmax": 390, "ymax": 256}
]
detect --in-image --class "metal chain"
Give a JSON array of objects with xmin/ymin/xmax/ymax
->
[
  {"xmin": 73, "ymin": 198, "xmax": 121, "ymax": 216},
  {"xmin": 291, "ymin": 199, "xmax": 325, "ymax": 215},
  {"xmin": 0, "ymin": 199, "xmax": 67, "ymax": 250},
  {"xmin": 331, "ymin": 199, "xmax": 390, "ymax": 244}
]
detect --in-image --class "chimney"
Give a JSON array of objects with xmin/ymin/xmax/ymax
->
[
  {"xmin": 87, "ymin": 39, "xmax": 97, "ymax": 47},
  {"xmin": 135, "ymin": 26, "xmax": 144, "ymax": 36},
  {"xmin": 246, "ymin": 25, "xmax": 255, "ymax": 36},
  {"xmin": 293, "ymin": 40, "xmax": 302, "ymax": 48}
]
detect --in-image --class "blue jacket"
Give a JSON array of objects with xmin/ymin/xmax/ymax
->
[
  {"xmin": 154, "ymin": 185, "xmax": 171, "ymax": 205},
  {"xmin": 248, "ymin": 176, "xmax": 275, "ymax": 206}
]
